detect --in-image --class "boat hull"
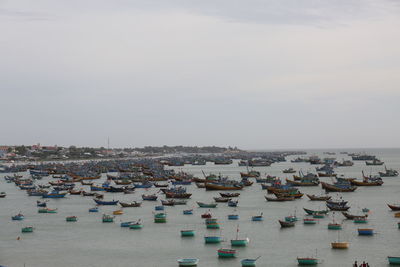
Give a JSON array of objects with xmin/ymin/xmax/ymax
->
[
  {"xmin": 388, "ymin": 256, "xmax": 400, "ymax": 265},
  {"xmin": 297, "ymin": 258, "xmax": 318, "ymax": 265}
]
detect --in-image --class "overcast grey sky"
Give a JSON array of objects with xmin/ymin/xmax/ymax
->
[{"xmin": 1, "ymin": 0, "xmax": 400, "ymax": 149}]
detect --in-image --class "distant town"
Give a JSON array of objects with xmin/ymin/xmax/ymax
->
[{"xmin": 0, "ymin": 144, "xmax": 242, "ymax": 162}]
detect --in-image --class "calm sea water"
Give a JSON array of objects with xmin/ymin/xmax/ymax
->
[{"xmin": 0, "ymin": 148, "xmax": 399, "ymax": 267}]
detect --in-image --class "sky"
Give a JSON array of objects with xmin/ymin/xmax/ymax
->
[{"xmin": 1, "ymin": 0, "xmax": 400, "ymax": 149}]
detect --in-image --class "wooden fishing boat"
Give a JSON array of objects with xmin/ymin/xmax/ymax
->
[
  {"xmin": 220, "ymin": 192, "xmax": 240, "ymax": 198},
  {"xmin": 205, "ymin": 182, "xmax": 243, "ymax": 191},
  {"xmin": 66, "ymin": 216, "xmax": 78, "ymax": 222},
  {"xmin": 119, "ymin": 201, "xmax": 141, "ymax": 207},
  {"xmin": 161, "ymin": 200, "xmax": 176, "ymax": 206},
  {"xmin": 217, "ymin": 248, "xmax": 236, "ymax": 258},
  {"xmin": 102, "ymin": 214, "xmax": 114, "ymax": 223},
  {"xmin": 21, "ymin": 226, "xmax": 34, "ymax": 233},
  {"xmin": 154, "ymin": 183, "xmax": 168, "ymax": 188},
  {"xmin": 113, "ymin": 209, "xmax": 124, "ymax": 215},
  {"xmin": 388, "ymin": 204, "xmax": 400, "ymax": 211},
  {"xmin": 306, "ymin": 194, "xmax": 331, "ymax": 201},
  {"xmin": 204, "ymin": 236, "xmax": 222, "ymax": 243},
  {"xmin": 228, "ymin": 200, "xmax": 239, "ymax": 207},
  {"xmin": 358, "ymin": 228, "xmax": 374, "ymax": 235},
  {"xmin": 231, "ymin": 237, "xmax": 249, "ymax": 246},
  {"xmin": 265, "ymin": 196, "xmax": 295, "ymax": 202},
  {"xmin": 326, "ymin": 203, "xmax": 350, "ymax": 211},
  {"xmin": 105, "ymin": 186, "xmax": 125, "ymax": 193},
  {"xmin": 177, "ymin": 258, "xmax": 199, "ymax": 266},
  {"xmin": 395, "ymin": 212, "xmax": 400, "ymax": 218},
  {"xmin": 241, "ymin": 257, "xmax": 261, "ymax": 267},
  {"xmin": 197, "ymin": 202, "xmax": 217, "ymax": 208},
  {"xmin": 94, "ymin": 199, "xmax": 119, "ymax": 205},
  {"xmin": 181, "ymin": 229, "xmax": 195, "ymax": 237},
  {"xmin": 321, "ymin": 182, "xmax": 357, "ymax": 192},
  {"xmin": 342, "ymin": 212, "xmax": 368, "ymax": 220},
  {"xmin": 387, "ymin": 256, "xmax": 400, "ymax": 265},
  {"xmin": 214, "ymin": 197, "xmax": 231, "ymax": 202},
  {"xmin": 274, "ymin": 192, "xmax": 304, "ymax": 199},
  {"xmin": 80, "ymin": 181, "xmax": 93, "ymax": 186},
  {"xmin": 331, "ymin": 242, "xmax": 349, "ymax": 249},
  {"xmin": 349, "ymin": 178, "xmax": 383, "ymax": 186},
  {"xmin": 283, "ymin": 168, "xmax": 296, "ymax": 173},
  {"xmin": 165, "ymin": 192, "xmax": 192, "ymax": 199},
  {"xmin": 279, "ymin": 220, "xmax": 295, "ymax": 228},
  {"xmin": 201, "ymin": 212, "xmax": 212, "ymax": 218}
]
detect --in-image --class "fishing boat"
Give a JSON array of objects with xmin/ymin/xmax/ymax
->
[
  {"xmin": 349, "ymin": 178, "xmax": 383, "ymax": 186},
  {"xmin": 328, "ymin": 223, "xmax": 342, "ymax": 230},
  {"xmin": 379, "ymin": 166, "xmax": 399, "ymax": 177},
  {"xmin": 228, "ymin": 214, "xmax": 239, "ymax": 220},
  {"xmin": 241, "ymin": 257, "xmax": 261, "ymax": 267},
  {"xmin": 94, "ymin": 199, "xmax": 119, "ymax": 205},
  {"xmin": 265, "ymin": 196, "xmax": 294, "ymax": 202},
  {"xmin": 321, "ymin": 182, "xmax": 357, "ymax": 192},
  {"xmin": 119, "ymin": 201, "xmax": 142, "ymax": 207},
  {"xmin": 120, "ymin": 221, "xmax": 134, "ymax": 227},
  {"xmin": 213, "ymin": 197, "xmax": 231, "ymax": 202},
  {"xmin": 297, "ymin": 258, "xmax": 318, "ymax": 265},
  {"xmin": 113, "ymin": 209, "xmax": 124, "ymax": 215},
  {"xmin": 358, "ymin": 228, "xmax": 374, "ymax": 235},
  {"xmin": 231, "ymin": 227, "xmax": 249, "ymax": 246},
  {"xmin": 142, "ymin": 194, "xmax": 158, "ymax": 201},
  {"xmin": 21, "ymin": 226, "xmax": 34, "ymax": 233},
  {"xmin": 388, "ymin": 256, "xmax": 400, "ymax": 265},
  {"xmin": 129, "ymin": 220, "xmax": 143, "ymax": 229},
  {"xmin": 285, "ymin": 215, "xmax": 298, "ymax": 222},
  {"xmin": 365, "ymin": 159, "xmax": 384, "ymax": 165},
  {"xmin": 89, "ymin": 207, "xmax": 99, "ymax": 212},
  {"xmin": 395, "ymin": 212, "xmax": 400, "ymax": 218},
  {"xmin": 181, "ymin": 229, "xmax": 195, "ymax": 237},
  {"xmin": 228, "ymin": 200, "xmax": 238, "ymax": 207},
  {"xmin": 205, "ymin": 182, "xmax": 243, "ymax": 191},
  {"xmin": 205, "ymin": 218, "xmax": 220, "ymax": 229},
  {"xmin": 12, "ymin": 213, "xmax": 24, "ymax": 221},
  {"xmin": 331, "ymin": 242, "xmax": 349, "ymax": 249},
  {"xmin": 283, "ymin": 168, "xmax": 296, "ymax": 173},
  {"xmin": 304, "ymin": 218, "xmax": 318, "ymax": 225},
  {"xmin": 303, "ymin": 208, "xmax": 329, "ymax": 215},
  {"xmin": 326, "ymin": 203, "xmax": 350, "ymax": 211},
  {"xmin": 42, "ymin": 191, "xmax": 68, "ymax": 198},
  {"xmin": 286, "ymin": 179, "xmax": 319, "ymax": 187},
  {"xmin": 165, "ymin": 192, "xmax": 192, "ymax": 199},
  {"xmin": 353, "ymin": 217, "xmax": 368, "ymax": 223},
  {"xmin": 252, "ymin": 213, "xmax": 264, "ymax": 221},
  {"xmin": 279, "ymin": 220, "xmax": 295, "ymax": 228},
  {"xmin": 220, "ymin": 192, "xmax": 240, "ymax": 198},
  {"xmin": 217, "ymin": 248, "xmax": 236, "ymax": 258},
  {"xmin": 306, "ymin": 194, "xmax": 331, "ymax": 201},
  {"xmin": 155, "ymin": 205, "xmax": 165, "ymax": 211},
  {"xmin": 161, "ymin": 200, "xmax": 176, "ymax": 206},
  {"xmin": 196, "ymin": 202, "xmax": 217, "ymax": 208},
  {"xmin": 201, "ymin": 212, "xmax": 212, "ymax": 218},
  {"xmin": 342, "ymin": 212, "xmax": 368, "ymax": 220},
  {"xmin": 177, "ymin": 258, "xmax": 199, "ymax": 266},
  {"xmin": 66, "ymin": 216, "xmax": 78, "ymax": 222},
  {"xmin": 204, "ymin": 236, "xmax": 222, "ymax": 243},
  {"xmin": 362, "ymin": 208, "xmax": 370, "ymax": 213},
  {"xmin": 183, "ymin": 209, "xmax": 193, "ymax": 215},
  {"xmin": 38, "ymin": 208, "xmax": 57, "ymax": 213},
  {"xmin": 388, "ymin": 204, "xmax": 400, "ymax": 211},
  {"xmin": 102, "ymin": 214, "xmax": 114, "ymax": 223},
  {"xmin": 313, "ymin": 214, "xmax": 325, "ymax": 219},
  {"xmin": 154, "ymin": 212, "xmax": 167, "ymax": 223},
  {"xmin": 274, "ymin": 191, "xmax": 304, "ymax": 199}
]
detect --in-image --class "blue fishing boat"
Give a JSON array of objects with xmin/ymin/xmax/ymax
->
[
  {"xmin": 142, "ymin": 194, "xmax": 158, "ymax": 201},
  {"xmin": 36, "ymin": 200, "xmax": 47, "ymax": 207},
  {"xmin": 357, "ymin": 228, "xmax": 374, "ymax": 235},
  {"xmin": 252, "ymin": 213, "xmax": 263, "ymax": 221},
  {"xmin": 90, "ymin": 185, "xmax": 105, "ymax": 191},
  {"xmin": 172, "ymin": 180, "xmax": 192, "ymax": 185},
  {"xmin": 228, "ymin": 214, "xmax": 239, "ymax": 220},
  {"xmin": 120, "ymin": 221, "xmax": 134, "ymax": 227},
  {"xmin": 133, "ymin": 183, "xmax": 153, "ymax": 188},
  {"xmin": 94, "ymin": 199, "xmax": 119, "ymax": 205},
  {"xmin": 42, "ymin": 191, "xmax": 67, "ymax": 198},
  {"xmin": 155, "ymin": 205, "xmax": 164, "ymax": 211},
  {"xmin": 241, "ymin": 257, "xmax": 261, "ymax": 267},
  {"xmin": 12, "ymin": 213, "xmax": 24, "ymax": 221},
  {"xmin": 89, "ymin": 207, "xmax": 99, "ymax": 212},
  {"xmin": 228, "ymin": 200, "xmax": 238, "ymax": 207},
  {"xmin": 183, "ymin": 209, "xmax": 193, "ymax": 215}
]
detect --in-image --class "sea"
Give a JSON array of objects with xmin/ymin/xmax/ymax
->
[{"xmin": 0, "ymin": 148, "xmax": 399, "ymax": 267}]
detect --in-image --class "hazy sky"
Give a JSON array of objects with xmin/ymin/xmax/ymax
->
[{"xmin": 1, "ymin": 0, "xmax": 400, "ymax": 149}]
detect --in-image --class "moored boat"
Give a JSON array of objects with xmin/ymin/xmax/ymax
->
[
  {"xmin": 21, "ymin": 226, "xmax": 34, "ymax": 233},
  {"xmin": 388, "ymin": 256, "xmax": 400, "ymax": 265},
  {"xmin": 102, "ymin": 214, "xmax": 114, "ymax": 223},
  {"xmin": 306, "ymin": 194, "xmax": 331, "ymax": 201},
  {"xmin": 177, "ymin": 258, "xmax": 199, "ymax": 267},
  {"xmin": 297, "ymin": 257, "xmax": 318, "ymax": 265},
  {"xmin": 204, "ymin": 236, "xmax": 222, "ymax": 243},
  {"xmin": 279, "ymin": 220, "xmax": 295, "ymax": 228},
  {"xmin": 357, "ymin": 228, "xmax": 374, "ymax": 235},
  {"xmin": 66, "ymin": 216, "xmax": 78, "ymax": 222},
  {"xmin": 388, "ymin": 204, "xmax": 400, "ymax": 211},
  {"xmin": 181, "ymin": 229, "xmax": 195, "ymax": 237},
  {"xmin": 12, "ymin": 213, "xmax": 24, "ymax": 221},
  {"xmin": 129, "ymin": 221, "xmax": 143, "ymax": 229},
  {"xmin": 197, "ymin": 202, "xmax": 217, "ymax": 208},
  {"xmin": 217, "ymin": 248, "xmax": 236, "ymax": 258},
  {"xmin": 241, "ymin": 257, "xmax": 260, "ymax": 267},
  {"xmin": 331, "ymin": 242, "xmax": 349, "ymax": 249},
  {"xmin": 94, "ymin": 199, "xmax": 119, "ymax": 205}
]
